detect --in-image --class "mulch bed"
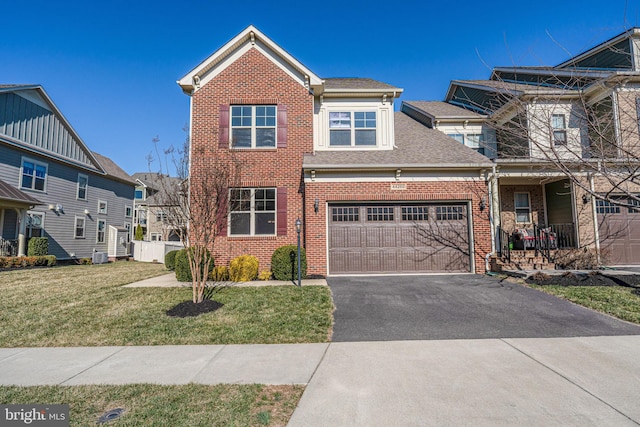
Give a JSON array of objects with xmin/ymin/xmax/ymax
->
[
  {"xmin": 526, "ymin": 271, "xmax": 640, "ymax": 292},
  {"xmin": 166, "ymin": 299, "xmax": 224, "ymax": 318}
]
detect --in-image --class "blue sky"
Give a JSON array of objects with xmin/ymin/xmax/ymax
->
[{"xmin": 2, "ymin": 0, "xmax": 638, "ymax": 175}]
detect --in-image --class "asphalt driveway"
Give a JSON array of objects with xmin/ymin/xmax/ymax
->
[{"xmin": 328, "ymin": 274, "xmax": 640, "ymax": 342}]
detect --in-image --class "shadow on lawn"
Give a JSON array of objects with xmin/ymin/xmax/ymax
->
[
  {"xmin": 166, "ymin": 287, "xmax": 224, "ymax": 318},
  {"xmin": 526, "ymin": 271, "xmax": 640, "ymax": 295}
]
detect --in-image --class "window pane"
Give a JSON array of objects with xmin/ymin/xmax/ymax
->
[
  {"xmin": 34, "ymin": 177, "xmax": 45, "ymax": 191},
  {"xmin": 466, "ymin": 134, "xmax": 483, "ymax": 148},
  {"xmin": 23, "ymin": 162, "xmax": 34, "ymax": 176},
  {"xmin": 552, "ymin": 115, "xmax": 565, "ymax": 129},
  {"xmin": 355, "ymin": 112, "xmax": 376, "ymax": 128},
  {"xmin": 514, "ymin": 193, "xmax": 530, "ymax": 208},
  {"xmin": 232, "ymin": 129, "xmax": 252, "ymax": 147},
  {"xmin": 22, "ymin": 175, "xmax": 33, "ymax": 189},
  {"xmin": 447, "ymin": 134, "xmax": 465, "ymax": 144},
  {"xmin": 255, "ymin": 213, "xmax": 275, "ymax": 234},
  {"xmin": 256, "ymin": 128, "xmax": 275, "ymax": 147},
  {"xmin": 230, "ymin": 213, "xmax": 251, "ymax": 235},
  {"xmin": 516, "ymin": 210, "xmax": 531, "ymax": 223},
  {"xmin": 35, "ymin": 165, "xmax": 46, "ymax": 178},
  {"xmin": 329, "ymin": 112, "xmax": 351, "ymax": 128},
  {"xmin": 355, "ymin": 130, "xmax": 376, "ymax": 146},
  {"xmin": 330, "ymin": 130, "xmax": 351, "ymax": 146}
]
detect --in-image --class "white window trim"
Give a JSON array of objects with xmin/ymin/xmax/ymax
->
[
  {"xmin": 74, "ymin": 216, "xmax": 86, "ymax": 239},
  {"xmin": 20, "ymin": 157, "xmax": 48, "ymax": 192},
  {"xmin": 328, "ymin": 110, "xmax": 377, "ymax": 148},
  {"xmin": 26, "ymin": 211, "xmax": 45, "ymax": 238},
  {"xmin": 97, "ymin": 200, "xmax": 108, "ymax": 215},
  {"xmin": 230, "ymin": 105, "xmax": 277, "ymax": 149},
  {"xmin": 228, "ymin": 188, "xmax": 277, "ymax": 236},
  {"xmin": 551, "ymin": 114, "xmax": 567, "ymax": 146},
  {"xmin": 124, "ymin": 222, "xmax": 132, "ymax": 242},
  {"xmin": 77, "ymin": 174, "xmax": 88, "ymax": 200},
  {"xmin": 96, "ymin": 219, "xmax": 106, "ymax": 243},
  {"xmin": 125, "ymin": 205, "xmax": 133, "ymax": 218},
  {"xmin": 514, "ymin": 192, "xmax": 532, "ymax": 224}
]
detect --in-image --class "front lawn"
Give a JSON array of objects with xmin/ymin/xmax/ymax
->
[
  {"xmin": 529, "ymin": 283, "xmax": 640, "ymax": 324},
  {"xmin": 0, "ymin": 384, "xmax": 303, "ymax": 426},
  {"xmin": 0, "ymin": 262, "xmax": 333, "ymax": 347}
]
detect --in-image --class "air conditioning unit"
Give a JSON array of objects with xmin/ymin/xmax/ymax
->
[{"xmin": 92, "ymin": 252, "xmax": 108, "ymax": 264}]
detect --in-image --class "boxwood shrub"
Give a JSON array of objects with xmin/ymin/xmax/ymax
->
[
  {"xmin": 27, "ymin": 237, "xmax": 48, "ymax": 256},
  {"xmin": 165, "ymin": 250, "xmax": 179, "ymax": 271},
  {"xmin": 175, "ymin": 248, "xmax": 214, "ymax": 282},
  {"xmin": 271, "ymin": 245, "xmax": 307, "ymax": 281}
]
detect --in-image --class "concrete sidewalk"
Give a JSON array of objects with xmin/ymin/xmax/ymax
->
[
  {"xmin": 122, "ymin": 273, "xmax": 327, "ymax": 288},
  {"xmin": 1, "ymin": 336, "xmax": 639, "ymax": 425}
]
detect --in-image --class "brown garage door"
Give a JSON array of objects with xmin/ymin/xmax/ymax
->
[
  {"xmin": 328, "ymin": 203, "xmax": 471, "ymax": 274},
  {"xmin": 597, "ymin": 198, "xmax": 640, "ymax": 265}
]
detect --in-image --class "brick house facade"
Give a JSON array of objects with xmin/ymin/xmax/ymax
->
[{"xmin": 179, "ymin": 26, "xmax": 493, "ymax": 276}]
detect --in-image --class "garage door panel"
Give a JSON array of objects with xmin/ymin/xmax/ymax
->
[
  {"xmin": 598, "ymin": 201, "xmax": 640, "ymax": 265},
  {"xmin": 329, "ymin": 203, "xmax": 471, "ymax": 274}
]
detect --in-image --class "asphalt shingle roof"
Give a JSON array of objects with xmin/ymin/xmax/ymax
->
[
  {"xmin": 303, "ymin": 112, "xmax": 492, "ymax": 168},
  {"xmin": 92, "ymin": 152, "xmax": 136, "ymax": 185},
  {"xmin": 323, "ymin": 78, "xmax": 401, "ymax": 91},
  {"xmin": 454, "ymin": 79, "xmax": 575, "ymax": 95},
  {"xmin": 403, "ymin": 101, "xmax": 485, "ymax": 119}
]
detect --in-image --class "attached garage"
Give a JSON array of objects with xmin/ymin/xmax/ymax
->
[
  {"xmin": 328, "ymin": 203, "xmax": 472, "ymax": 274},
  {"xmin": 597, "ymin": 198, "xmax": 640, "ymax": 265}
]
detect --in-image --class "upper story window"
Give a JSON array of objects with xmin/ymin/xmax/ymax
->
[
  {"xmin": 135, "ymin": 189, "xmax": 144, "ymax": 200},
  {"xmin": 125, "ymin": 206, "xmax": 133, "ymax": 218},
  {"xmin": 98, "ymin": 200, "xmax": 107, "ymax": 215},
  {"xmin": 77, "ymin": 174, "xmax": 88, "ymax": 200},
  {"xmin": 447, "ymin": 133, "xmax": 485, "ymax": 155},
  {"xmin": 329, "ymin": 112, "xmax": 376, "ymax": 147},
  {"xmin": 21, "ymin": 158, "xmax": 47, "ymax": 191},
  {"xmin": 551, "ymin": 114, "xmax": 567, "ymax": 145},
  {"xmin": 231, "ymin": 106, "xmax": 276, "ymax": 148}
]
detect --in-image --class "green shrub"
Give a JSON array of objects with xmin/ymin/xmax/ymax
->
[
  {"xmin": 165, "ymin": 250, "xmax": 179, "ymax": 271},
  {"xmin": 271, "ymin": 245, "xmax": 307, "ymax": 281},
  {"xmin": 134, "ymin": 224, "xmax": 144, "ymax": 241},
  {"xmin": 27, "ymin": 237, "xmax": 48, "ymax": 256},
  {"xmin": 175, "ymin": 247, "xmax": 214, "ymax": 282},
  {"xmin": 229, "ymin": 255, "xmax": 259, "ymax": 282},
  {"xmin": 212, "ymin": 265, "xmax": 229, "ymax": 281}
]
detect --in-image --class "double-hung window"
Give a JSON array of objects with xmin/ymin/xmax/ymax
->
[
  {"xmin": 74, "ymin": 216, "xmax": 85, "ymax": 239},
  {"xmin": 229, "ymin": 188, "xmax": 276, "ymax": 236},
  {"xmin": 231, "ymin": 106, "xmax": 276, "ymax": 148},
  {"xmin": 97, "ymin": 219, "xmax": 106, "ymax": 243},
  {"xmin": 551, "ymin": 114, "xmax": 567, "ymax": 145},
  {"xmin": 515, "ymin": 193, "xmax": 531, "ymax": 223},
  {"xmin": 21, "ymin": 159, "xmax": 47, "ymax": 191},
  {"xmin": 98, "ymin": 200, "xmax": 107, "ymax": 215},
  {"xmin": 77, "ymin": 174, "xmax": 88, "ymax": 200},
  {"xmin": 329, "ymin": 112, "xmax": 376, "ymax": 146}
]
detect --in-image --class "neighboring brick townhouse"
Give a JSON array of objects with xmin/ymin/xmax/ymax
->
[{"xmin": 178, "ymin": 25, "xmax": 493, "ymax": 276}]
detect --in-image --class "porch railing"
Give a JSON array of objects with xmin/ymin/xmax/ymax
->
[
  {"xmin": 547, "ymin": 223, "xmax": 576, "ymax": 249},
  {"xmin": 0, "ymin": 238, "xmax": 18, "ymax": 257},
  {"xmin": 498, "ymin": 226, "xmax": 511, "ymax": 263}
]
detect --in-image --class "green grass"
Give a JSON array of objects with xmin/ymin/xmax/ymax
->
[
  {"xmin": 529, "ymin": 284, "xmax": 640, "ymax": 324},
  {"xmin": 0, "ymin": 262, "xmax": 334, "ymax": 347},
  {"xmin": 0, "ymin": 384, "xmax": 304, "ymax": 426}
]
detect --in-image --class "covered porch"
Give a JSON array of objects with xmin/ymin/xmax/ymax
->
[{"xmin": 0, "ymin": 179, "xmax": 43, "ymax": 257}]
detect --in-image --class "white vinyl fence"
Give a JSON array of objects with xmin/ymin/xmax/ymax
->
[{"xmin": 132, "ymin": 241, "xmax": 185, "ymax": 263}]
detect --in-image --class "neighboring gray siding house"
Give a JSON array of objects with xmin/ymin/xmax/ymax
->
[{"xmin": 0, "ymin": 84, "xmax": 136, "ymax": 260}]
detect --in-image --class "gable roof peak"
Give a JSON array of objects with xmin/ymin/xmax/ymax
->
[{"xmin": 177, "ymin": 25, "xmax": 322, "ymax": 94}]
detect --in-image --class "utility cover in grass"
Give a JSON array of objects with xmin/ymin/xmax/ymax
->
[{"xmin": 166, "ymin": 299, "xmax": 224, "ymax": 318}]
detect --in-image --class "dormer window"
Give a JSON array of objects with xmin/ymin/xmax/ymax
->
[
  {"xmin": 231, "ymin": 106, "xmax": 276, "ymax": 148},
  {"xmin": 329, "ymin": 112, "xmax": 376, "ymax": 146}
]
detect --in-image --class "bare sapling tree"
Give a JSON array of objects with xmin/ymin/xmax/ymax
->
[{"xmin": 150, "ymin": 130, "xmax": 240, "ymax": 303}]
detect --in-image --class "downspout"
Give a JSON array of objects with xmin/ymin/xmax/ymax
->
[
  {"xmin": 589, "ymin": 173, "xmax": 601, "ymax": 265},
  {"xmin": 484, "ymin": 163, "xmax": 498, "ymax": 273}
]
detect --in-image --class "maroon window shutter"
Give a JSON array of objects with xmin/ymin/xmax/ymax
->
[
  {"xmin": 217, "ymin": 187, "xmax": 228, "ymax": 236},
  {"xmin": 277, "ymin": 105, "xmax": 287, "ymax": 148},
  {"xmin": 276, "ymin": 187, "xmax": 287, "ymax": 236},
  {"xmin": 219, "ymin": 105, "xmax": 230, "ymax": 149}
]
